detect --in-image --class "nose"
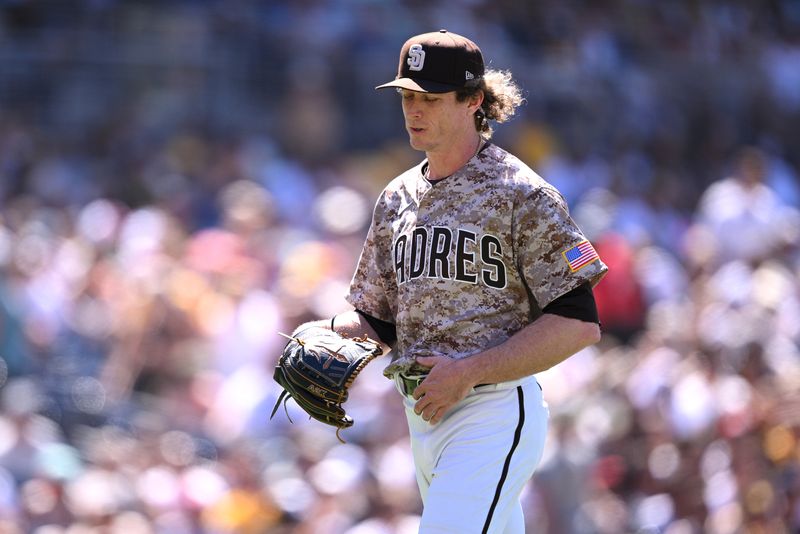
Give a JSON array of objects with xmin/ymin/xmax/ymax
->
[{"xmin": 403, "ymin": 98, "xmax": 421, "ymax": 119}]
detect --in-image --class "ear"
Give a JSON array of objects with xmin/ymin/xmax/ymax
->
[{"xmin": 468, "ymin": 90, "xmax": 484, "ymax": 113}]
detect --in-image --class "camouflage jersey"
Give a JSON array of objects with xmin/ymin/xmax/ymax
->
[{"xmin": 347, "ymin": 143, "xmax": 608, "ymax": 378}]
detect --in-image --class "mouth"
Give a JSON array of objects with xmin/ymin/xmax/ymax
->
[{"xmin": 408, "ymin": 126, "xmax": 425, "ymax": 134}]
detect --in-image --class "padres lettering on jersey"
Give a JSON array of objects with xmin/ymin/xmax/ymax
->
[{"xmin": 393, "ymin": 227, "xmax": 507, "ymax": 288}]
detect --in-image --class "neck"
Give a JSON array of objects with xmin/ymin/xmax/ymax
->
[{"xmin": 426, "ymin": 134, "xmax": 483, "ymax": 181}]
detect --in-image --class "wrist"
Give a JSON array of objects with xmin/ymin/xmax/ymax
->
[{"xmin": 458, "ymin": 353, "xmax": 485, "ymax": 389}]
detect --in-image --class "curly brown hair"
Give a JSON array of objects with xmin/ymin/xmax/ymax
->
[{"xmin": 456, "ymin": 69, "xmax": 525, "ymax": 138}]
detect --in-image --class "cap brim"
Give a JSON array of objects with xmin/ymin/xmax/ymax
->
[{"xmin": 375, "ymin": 77, "xmax": 460, "ymax": 93}]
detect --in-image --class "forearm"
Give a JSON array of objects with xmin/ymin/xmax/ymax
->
[
  {"xmin": 461, "ymin": 314, "xmax": 601, "ymax": 386},
  {"xmin": 411, "ymin": 313, "xmax": 602, "ymax": 425}
]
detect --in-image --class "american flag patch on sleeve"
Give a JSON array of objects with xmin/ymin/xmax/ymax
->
[{"xmin": 562, "ymin": 240, "xmax": 599, "ymax": 272}]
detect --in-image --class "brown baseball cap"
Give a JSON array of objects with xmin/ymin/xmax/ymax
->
[{"xmin": 376, "ymin": 29, "xmax": 484, "ymax": 93}]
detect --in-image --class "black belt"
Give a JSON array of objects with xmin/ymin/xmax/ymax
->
[{"xmin": 398, "ymin": 373, "xmax": 491, "ymax": 397}]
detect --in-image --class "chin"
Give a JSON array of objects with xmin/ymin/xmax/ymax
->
[
  {"xmin": 408, "ymin": 135, "xmax": 432, "ymax": 152},
  {"xmin": 407, "ymin": 137, "xmax": 424, "ymax": 151}
]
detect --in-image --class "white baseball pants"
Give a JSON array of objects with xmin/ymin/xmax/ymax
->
[{"xmin": 397, "ymin": 376, "xmax": 549, "ymax": 533}]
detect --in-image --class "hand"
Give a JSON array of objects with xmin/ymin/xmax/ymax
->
[{"xmin": 412, "ymin": 355, "xmax": 475, "ymax": 425}]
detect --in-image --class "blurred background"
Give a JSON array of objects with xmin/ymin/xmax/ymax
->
[{"xmin": 1, "ymin": 1, "xmax": 799, "ymax": 533}]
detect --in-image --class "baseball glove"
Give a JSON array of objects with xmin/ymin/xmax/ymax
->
[{"xmin": 270, "ymin": 325, "xmax": 382, "ymax": 441}]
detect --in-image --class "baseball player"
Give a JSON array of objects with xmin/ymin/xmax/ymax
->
[{"xmin": 307, "ymin": 30, "xmax": 608, "ymax": 532}]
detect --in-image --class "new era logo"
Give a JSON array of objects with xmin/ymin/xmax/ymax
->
[{"xmin": 465, "ymin": 70, "xmax": 474, "ymax": 80}]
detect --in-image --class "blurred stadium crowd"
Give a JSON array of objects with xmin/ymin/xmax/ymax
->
[{"xmin": 1, "ymin": 1, "xmax": 800, "ymax": 533}]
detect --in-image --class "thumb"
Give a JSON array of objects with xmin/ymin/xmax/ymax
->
[{"xmin": 415, "ymin": 355, "xmax": 442, "ymax": 369}]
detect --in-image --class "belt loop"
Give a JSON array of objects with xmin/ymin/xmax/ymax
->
[{"xmin": 394, "ymin": 373, "xmax": 404, "ymax": 395}]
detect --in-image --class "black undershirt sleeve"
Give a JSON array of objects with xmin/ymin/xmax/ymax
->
[
  {"xmin": 542, "ymin": 282, "xmax": 599, "ymax": 324},
  {"xmin": 355, "ymin": 309, "xmax": 398, "ymax": 346}
]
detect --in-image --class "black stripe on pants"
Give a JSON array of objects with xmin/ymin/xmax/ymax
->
[{"xmin": 482, "ymin": 386, "xmax": 526, "ymax": 534}]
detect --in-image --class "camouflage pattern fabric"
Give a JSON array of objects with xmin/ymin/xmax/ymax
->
[{"xmin": 347, "ymin": 143, "xmax": 608, "ymax": 378}]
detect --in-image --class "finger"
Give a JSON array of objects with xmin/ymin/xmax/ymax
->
[
  {"xmin": 430, "ymin": 405, "xmax": 449, "ymax": 424},
  {"xmin": 421, "ymin": 405, "xmax": 438, "ymax": 422},
  {"xmin": 413, "ymin": 396, "xmax": 428, "ymax": 415},
  {"xmin": 412, "ymin": 382, "xmax": 428, "ymax": 400}
]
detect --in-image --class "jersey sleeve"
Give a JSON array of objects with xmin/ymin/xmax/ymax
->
[
  {"xmin": 515, "ymin": 186, "xmax": 608, "ymax": 309},
  {"xmin": 346, "ymin": 197, "xmax": 396, "ymax": 323}
]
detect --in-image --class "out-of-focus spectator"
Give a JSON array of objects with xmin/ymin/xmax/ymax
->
[{"xmin": 696, "ymin": 146, "xmax": 800, "ymax": 267}]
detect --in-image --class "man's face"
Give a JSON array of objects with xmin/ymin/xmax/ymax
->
[{"xmin": 400, "ymin": 89, "xmax": 477, "ymax": 153}]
